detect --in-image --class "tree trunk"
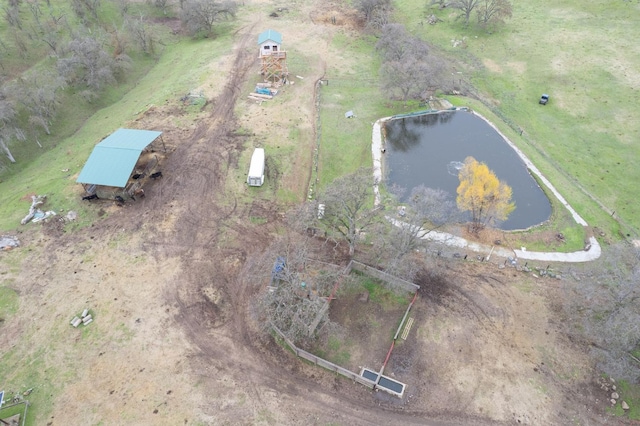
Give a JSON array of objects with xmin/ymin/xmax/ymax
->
[{"xmin": 1, "ymin": 143, "xmax": 16, "ymax": 163}]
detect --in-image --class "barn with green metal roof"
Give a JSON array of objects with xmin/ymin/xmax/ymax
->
[{"xmin": 76, "ymin": 128, "xmax": 164, "ymax": 199}]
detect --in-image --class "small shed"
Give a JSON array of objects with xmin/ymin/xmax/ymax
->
[
  {"xmin": 76, "ymin": 128, "xmax": 163, "ymax": 195},
  {"xmin": 258, "ymin": 29, "xmax": 282, "ymax": 57}
]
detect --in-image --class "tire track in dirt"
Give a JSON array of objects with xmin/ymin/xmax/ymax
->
[
  {"xmin": 146, "ymin": 20, "xmax": 411, "ymax": 424},
  {"xmin": 144, "ymin": 21, "xmax": 261, "ymax": 365},
  {"xmin": 147, "ymin": 17, "xmax": 512, "ymax": 426}
]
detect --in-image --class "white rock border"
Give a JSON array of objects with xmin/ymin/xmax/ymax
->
[{"xmin": 371, "ymin": 108, "xmax": 601, "ymax": 263}]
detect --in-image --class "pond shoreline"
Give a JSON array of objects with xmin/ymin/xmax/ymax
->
[{"xmin": 371, "ymin": 107, "xmax": 601, "ymax": 262}]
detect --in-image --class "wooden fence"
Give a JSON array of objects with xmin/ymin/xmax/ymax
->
[
  {"xmin": 346, "ymin": 260, "xmax": 420, "ymax": 293},
  {"xmin": 272, "ymin": 325, "xmax": 375, "ymax": 389}
]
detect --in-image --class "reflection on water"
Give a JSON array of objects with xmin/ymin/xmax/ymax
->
[
  {"xmin": 384, "ymin": 110, "xmax": 551, "ymax": 230},
  {"xmin": 446, "ymin": 161, "xmax": 464, "ymax": 176}
]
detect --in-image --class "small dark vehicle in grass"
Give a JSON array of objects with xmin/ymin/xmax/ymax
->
[{"xmin": 539, "ymin": 94, "xmax": 549, "ymax": 105}]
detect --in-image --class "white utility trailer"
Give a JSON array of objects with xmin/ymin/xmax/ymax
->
[{"xmin": 247, "ymin": 148, "xmax": 265, "ymax": 187}]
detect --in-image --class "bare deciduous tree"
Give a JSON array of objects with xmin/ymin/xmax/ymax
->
[
  {"xmin": 376, "ymin": 23, "xmax": 413, "ymax": 62},
  {"xmin": 12, "ymin": 30, "xmax": 29, "ymax": 59},
  {"xmin": 284, "ymin": 199, "xmax": 321, "ymax": 235},
  {"xmin": 180, "ymin": 0, "xmax": 237, "ymax": 38},
  {"xmin": 249, "ymin": 236, "xmax": 340, "ymax": 345},
  {"xmin": 40, "ymin": 9, "xmax": 68, "ymax": 55},
  {"xmin": 562, "ymin": 243, "xmax": 640, "ymax": 381},
  {"xmin": 450, "ymin": 0, "xmax": 480, "ymax": 26},
  {"xmin": 476, "ymin": 0, "xmax": 512, "ymax": 28},
  {"xmin": 126, "ymin": 14, "xmax": 155, "ymax": 54},
  {"xmin": 318, "ymin": 168, "xmax": 380, "ymax": 257},
  {"xmin": 354, "ymin": 0, "xmax": 390, "ymax": 22},
  {"xmin": 71, "ymin": 0, "xmax": 101, "ymax": 22},
  {"xmin": 154, "ymin": 0, "xmax": 169, "ymax": 13},
  {"xmin": 377, "ymin": 24, "xmax": 449, "ymax": 101},
  {"xmin": 364, "ymin": 186, "xmax": 459, "ymax": 283},
  {"xmin": 0, "ymin": 85, "xmax": 24, "ymax": 163},
  {"xmin": 117, "ymin": 0, "xmax": 130, "ymax": 16},
  {"xmin": 27, "ymin": 0, "xmax": 43, "ymax": 28},
  {"xmin": 3, "ymin": 2, "xmax": 22, "ymax": 29},
  {"xmin": 354, "ymin": 0, "xmax": 391, "ymax": 29},
  {"xmin": 16, "ymin": 70, "xmax": 65, "ymax": 136},
  {"xmin": 57, "ymin": 30, "xmax": 131, "ymax": 93},
  {"xmin": 390, "ymin": 185, "xmax": 459, "ymax": 256}
]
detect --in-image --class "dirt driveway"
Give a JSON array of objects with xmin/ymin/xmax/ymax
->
[{"xmin": 0, "ymin": 1, "xmax": 617, "ymax": 425}]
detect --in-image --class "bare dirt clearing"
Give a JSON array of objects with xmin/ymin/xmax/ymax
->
[{"xmin": 0, "ymin": 1, "xmax": 618, "ymax": 425}]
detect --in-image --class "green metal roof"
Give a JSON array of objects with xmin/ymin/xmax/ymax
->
[
  {"xmin": 258, "ymin": 29, "xmax": 282, "ymax": 45},
  {"xmin": 76, "ymin": 128, "xmax": 162, "ymax": 188}
]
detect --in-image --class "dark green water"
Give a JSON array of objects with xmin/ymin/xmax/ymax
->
[{"xmin": 384, "ymin": 110, "xmax": 551, "ymax": 230}]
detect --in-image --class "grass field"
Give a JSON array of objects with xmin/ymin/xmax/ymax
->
[
  {"xmin": 0, "ymin": 34, "xmax": 234, "ymax": 231},
  {"xmin": 392, "ymin": 0, "xmax": 640, "ymax": 238},
  {"xmin": 1, "ymin": 1, "xmax": 639, "ymax": 423},
  {"xmin": 2, "ymin": 1, "xmax": 637, "ymax": 242}
]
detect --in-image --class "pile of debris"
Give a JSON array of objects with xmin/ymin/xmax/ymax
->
[
  {"xmin": 248, "ymin": 83, "xmax": 279, "ymax": 103},
  {"xmin": 70, "ymin": 308, "xmax": 93, "ymax": 328},
  {"xmin": 21, "ymin": 195, "xmax": 56, "ymax": 225},
  {"xmin": 0, "ymin": 235, "xmax": 20, "ymax": 251},
  {"xmin": 180, "ymin": 89, "xmax": 206, "ymax": 106}
]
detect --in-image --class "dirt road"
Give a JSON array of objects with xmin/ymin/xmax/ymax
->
[{"xmin": 0, "ymin": 1, "xmax": 616, "ymax": 425}]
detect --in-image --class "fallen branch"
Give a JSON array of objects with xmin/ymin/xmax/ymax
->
[{"xmin": 21, "ymin": 195, "xmax": 46, "ymax": 225}]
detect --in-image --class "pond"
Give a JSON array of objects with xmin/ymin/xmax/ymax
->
[{"xmin": 383, "ymin": 110, "xmax": 551, "ymax": 231}]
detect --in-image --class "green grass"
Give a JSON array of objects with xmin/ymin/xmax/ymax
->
[
  {"xmin": 0, "ymin": 284, "xmax": 19, "ymax": 321},
  {"xmin": 317, "ymin": 34, "xmax": 405, "ymax": 189},
  {"xmin": 314, "ymin": 334, "xmax": 353, "ymax": 367},
  {"xmin": 325, "ymin": 335, "xmax": 351, "ymax": 365},
  {"xmin": 613, "ymin": 380, "xmax": 640, "ymax": 420},
  {"xmin": 342, "ymin": 271, "xmax": 410, "ymax": 309},
  {"xmin": 249, "ymin": 216, "xmax": 268, "ymax": 225},
  {"xmin": 0, "ymin": 345, "xmax": 62, "ymax": 426},
  {"xmin": 361, "ymin": 276, "xmax": 409, "ymax": 307},
  {"xmin": 393, "ymin": 0, "xmax": 640, "ymax": 238},
  {"xmin": 0, "ymin": 32, "xmax": 235, "ymax": 232},
  {"xmin": 0, "ymin": 402, "xmax": 28, "ymax": 424}
]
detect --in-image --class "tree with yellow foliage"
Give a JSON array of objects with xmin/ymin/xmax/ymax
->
[{"xmin": 456, "ymin": 156, "xmax": 515, "ymax": 234}]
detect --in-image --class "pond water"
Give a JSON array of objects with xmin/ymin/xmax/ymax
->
[{"xmin": 383, "ymin": 110, "xmax": 551, "ymax": 230}]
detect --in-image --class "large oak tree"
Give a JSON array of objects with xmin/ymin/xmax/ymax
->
[{"xmin": 319, "ymin": 168, "xmax": 380, "ymax": 257}]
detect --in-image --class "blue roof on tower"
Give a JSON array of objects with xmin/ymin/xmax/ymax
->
[{"xmin": 258, "ymin": 29, "xmax": 282, "ymax": 45}]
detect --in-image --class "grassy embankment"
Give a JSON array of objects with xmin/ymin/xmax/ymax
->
[
  {"xmin": 395, "ymin": 0, "xmax": 639, "ymax": 242},
  {"xmin": 0, "ymin": 9, "xmax": 234, "ymax": 232}
]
